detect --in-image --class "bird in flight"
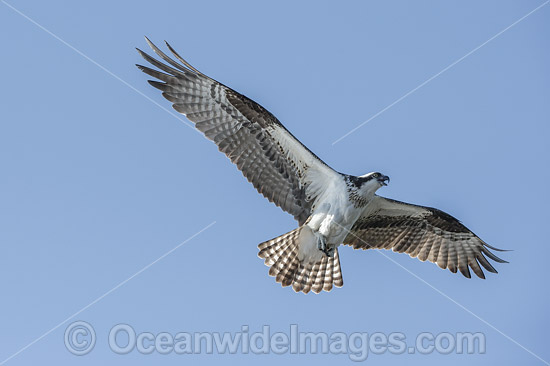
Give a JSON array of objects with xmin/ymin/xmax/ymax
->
[{"xmin": 136, "ymin": 38, "xmax": 507, "ymax": 294}]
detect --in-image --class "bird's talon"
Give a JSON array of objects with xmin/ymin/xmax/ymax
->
[
  {"xmin": 324, "ymin": 247, "xmax": 335, "ymax": 258},
  {"xmin": 316, "ymin": 234, "xmax": 327, "ymax": 251}
]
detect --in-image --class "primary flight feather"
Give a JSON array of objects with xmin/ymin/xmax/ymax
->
[{"xmin": 136, "ymin": 38, "xmax": 507, "ymax": 294}]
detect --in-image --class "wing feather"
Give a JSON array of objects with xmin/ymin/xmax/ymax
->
[
  {"xmin": 344, "ymin": 196, "xmax": 507, "ymax": 279},
  {"xmin": 137, "ymin": 39, "xmax": 338, "ymax": 224}
]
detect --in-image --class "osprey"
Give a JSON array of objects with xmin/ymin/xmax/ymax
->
[{"xmin": 137, "ymin": 38, "xmax": 507, "ymax": 294}]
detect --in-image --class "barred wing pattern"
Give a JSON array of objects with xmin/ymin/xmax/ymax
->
[
  {"xmin": 344, "ymin": 196, "xmax": 507, "ymax": 279},
  {"xmin": 136, "ymin": 38, "xmax": 336, "ymax": 224}
]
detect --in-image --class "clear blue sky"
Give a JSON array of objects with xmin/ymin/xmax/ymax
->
[{"xmin": 1, "ymin": 0, "xmax": 549, "ymax": 365}]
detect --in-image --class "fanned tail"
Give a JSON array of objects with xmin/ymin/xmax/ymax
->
[{"xmin": 258, "ymin": 227, "xmax": 344, "ymax": 294}]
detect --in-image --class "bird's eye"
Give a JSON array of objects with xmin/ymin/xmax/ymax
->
[{"xmin": 372, "ymin": 173, "xmax": 379, "ymax": 178}]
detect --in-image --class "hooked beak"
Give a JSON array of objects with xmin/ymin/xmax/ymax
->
[{"xmin": 378, "ymin": 175, "xmax": 390, "ymax": 186}]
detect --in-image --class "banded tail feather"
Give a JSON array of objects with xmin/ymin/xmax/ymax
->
[{"xmin": 258, "ymin": 227, "xmax": 344, "ymax": 294}]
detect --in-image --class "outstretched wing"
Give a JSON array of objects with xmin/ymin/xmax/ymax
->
[
  {"xmin": 136, "ymin": 38, "xmax": 338, "ymax": 224},
  {"xmin": 344, "ymin": 196, "xmax": 507, "ymax": 278}
]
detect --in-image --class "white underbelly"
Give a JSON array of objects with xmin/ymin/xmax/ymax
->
[{"xmin": 306, "ymin": 202, "xmax": 363, "ymax": 245}]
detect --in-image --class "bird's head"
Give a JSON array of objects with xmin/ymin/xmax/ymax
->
[{"xmin": 356, "ymin": 172, "xmax": 390, "ymax": 195}]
